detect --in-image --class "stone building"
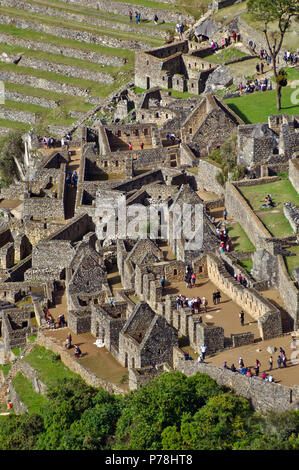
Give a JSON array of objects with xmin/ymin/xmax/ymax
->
[
  {"xmin": 118, "ymin": 302, "xmax": 178, "ymax": 369},
  {"xmin": 135, "ymin": 40, "xmax": 217, "ymax": 95}
]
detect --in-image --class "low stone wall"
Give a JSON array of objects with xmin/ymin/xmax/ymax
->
[
  {"xmin": 0, "ymin": 32, "xmax": 125, "ymax": 67},
  {"xmin": 55, "ymin": 0, "xmax": 194, "ymax": 24},
  {"xmin": 197, "ymin": 159, "xmax": 224, "ymax": 196},
  {"xmin": 0, "ymin": 15, "xmax": 152, "ymax": 51},
  {"xmin": 0, "ymin": 70, "xmax": 89, "ymax": 98},
  {"xmin": 0, "ymin": 107, "xmax": 35, "ymax": 124},
  {"xmin": 8, "ymin": 383, "xmax": 28, "ymax": 415},
  {"xmin": 289, "ymin": 156, "xmax": 299, "ymax": 193},
  {"xmin": 1, "ymin": 54, "xmax": 114, "ymax": 84},
  {"xmin": 278, "ymin": 255, "xmax": 299, "ymax": 330},
  {"xmin": 207, "ymin": 253, "xmax": 283, "ymax": 339},
  {"xmin": 225, "ymin": 181, "xmax": 273, "ymax": 250},
  {"xmin": 36, "ymin": 331, "xmax": 126, "ymax": 395},
  {"xmin": 4, "ymin": 91, "xmax": 57, "ymax": 109},
  {"xmin": 231, "ymin": 331, "xmax": 254, "ymax": 347},
  {"xmin": 176, "ymin": 359, "xmax": 299, "ymax": 412},
  {"xmin": 3, "ymin": 0, "xmax": 169, "ymax": 40},
  {"xmin": 283, "ymin": 202, "xmax": 299, "ymax": 234}
]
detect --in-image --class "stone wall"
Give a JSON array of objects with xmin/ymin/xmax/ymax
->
[
  {"xmin": 5, "ymin": 91, "xmax": 57, "ymax": 109},
  {"xmin": 207, "ymin": 253, "xmax": 283, "ymax": 339},
  {"xmin": 0, "ymin": 32, "xmax": 125, "ymax": 67},
  {"xmin": 225, "ymin": 181, "xmax": 272, "ymax": 250},
  {"xmin": 197, "ymin": 159, "xmax": 224, "ymax": 196},
  {"xmin": 1, "ymin": 54, "xmax": 114, "ymax": 84},
  {"xmin": 0, "ymin": 69, "xmax": 89, "ymax": 98},
  {"xmin": 278, "ymin": 255, "xmax": 299, "ymax": 330},
  {"xmin": 56, "ymin": 0, "xmax": 194, "ymax": 23},
  {"xmin": 0, "ymin": 107, "xmax": 35, "ymax": 125},
  {"xmin": 289, "ymin": 156, "xmax": 299, "ymax": 193},
  {"xmin": 2, "ymin": 0, "xmax": 169, "ymax": 40},
  {"xmin": 37, "ymin": 331, "xmax": 126, "ymax": 395},
  {"xmin": 176, "ymin": 360, "xmax": 299, "ymax": 412},
  {"xmin": 0, "ymin": 14, "xmax": 152, "ymax": 51},
  {"xmin": 283, "ymin": 202, "xmax": 299, "ymax": 234}
]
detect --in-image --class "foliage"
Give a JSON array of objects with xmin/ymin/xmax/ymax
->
[
  {"xmin": 0, "ymin": 371, "xmax": 298, "ymax": 450},
  {"xmin": 0, "ymin": 131, "xmax": 24, "ymax": 187},
  {"xmin": 113, "ymin": 372, "xmax": 224, "ymax": 450},
  {"xmin": 247, "ymin": 0, "xmax": 299, "ymax": 109},
  {"xmin": 209, "ymin": 135, "xmax": 245, "ymax": 185}
]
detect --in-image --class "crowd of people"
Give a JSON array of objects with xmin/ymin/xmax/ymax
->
[
  {"xmin": 42, "ymin": 132, "xmax": 71, "ymax": 150},
  {"xmin": 238, "ymin": 77, "xmax": 272, "ymax": 95},
  {"xmin": 283, "ymin": 51, "xmax": 298, "ymax": 66},
  {"xmin": 220, "ymin": 346, "xmax": 289, "ymax": 383}
]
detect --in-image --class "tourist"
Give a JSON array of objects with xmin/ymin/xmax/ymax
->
[
  {"xmin": 222, "ymin": 361, "xmax": 228, "ymax": 369},
  {"xmin": 201, "ymin": 343, "xmax": 207, "ymax": 360},
  {"xmin": 160, "ymin": 275, "xmax": 165, "ymax": 290},
  {"xmin": 43, "ymin": 136, "xmax": 48, "ymax": 148},
  {"xmin": 202, "ymin": 296, "xmax": 208, "ymax": 313},
  {"xmin": 191, "ymin": 272, "xmax": 196, "ymax": 287},
  {"xmin": 239, "ymin": 310, "xmax": 245, "ymax": 326},
  {"xmin": 282, "ymin": 353, "xmax": 287, "ymax": 368},
  {"xmin": 277, "ymin": 355, "xmax": 282, "ymax": 369},
  {"xmin": 154, "ymin": 14, "xmax": 158, "ymax": 25},
  {"xmin": 140, "ymin": 142, "xmax": 144, "ymax": 149},
  {"xmin": 212, "ymin": 291, "xmax": 217, "ymax": 305},
  {"xmin": 74, "ymin": 345, "xmax": 82, "ymax": 358},
  {"xmin": 254, "ymin": 359, "xmax": 261, "ymax": 376},
  {"xmin": 246, "ymin": 368, "xmax": 253, "ymax": 377},
  {"xmin": 225, "ymin": 241, "xmax": 230, "ymax": 252},
  {"xmin": 242, "ymin": 278, "xmax": 248, "ymax": 288},
  {"xmin": 261, "ymin": 371, "xmax": 267, "ymax": 380},
  {"xmin": 129, "ymin": 10, "xmax": 133, "ymax": 22},
  {"xmin": 65, "ymin": 333, "xmax": 72, "ymax": 349},
  {"xmin": 198, "ymin": 316, "xmax": 203, "ymax": 324},
  {"xmin": 166, "ymin": 132, "xmax": 170, "ymax": 141},
  {"xmin": 239, "ymin": 357, "xmax": 244, "ymax": 368},
  {"xmin": 256, "ymin": 63, "xmax": 260, "ymax": 74},
  {"xmin": 261, "ymin": 62, "xmax": 264, "ymax": 74},
  {"xmin": 185, "ymin": 272, "xmax": 191, "ymax": 288},
  {"xmin": 61, "ymin": 137, "xmax": 65, "ymax": 148},
  {"xmin": 268, "ymin": 374, "xmax": 274, "ymax": 382},
  {"xmin": 223, "ymin": 208, "xmax": 227, "ymax": 220},
  {"xmin": 231, "ymin": 363, "xmax": 236, "ymax": 372},
  {"xmin": 268, "ymin": 355, "xmax": 273, "ymax": 371},
  {"xmin": 128, "ymin": 142, "xmax": 133, "ymax": 151},
  {"xmin": 216, "ymin": 290, "xmax": 221, "ymax": 304}
]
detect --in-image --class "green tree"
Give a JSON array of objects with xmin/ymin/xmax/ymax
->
[
  {"xmin": 0, "ymin": 413, "xmax": 44, "ymax": 450},
  {"xmin": 114, "ymin": 372, "xmax": 223, "ymax": 450},
  {"xmin": 247, "ymin": 0, "xmax": 299, "ymax": 110}
]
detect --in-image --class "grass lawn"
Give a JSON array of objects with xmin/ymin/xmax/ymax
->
[
  {"xmin": 25, "ymin": 345, "xmax": 80, "ymax": 389},
  {"xmin": 227, "ymin": 222, "xmax": 255, "ymax": 252},
  {"xmin": 205, "ymin": 47, "xmax": 248, "ymax": 64},
  {"xmin": 240, "ymin": 179, "xmax": 299, "ymax": 212},
  {"xmin": 0, "ymin": 363, "xmax": 11, "ymax": 377},
  {"xmin": 239, "ymin": 179, "xmax": 298, "ymax": 237},
  {"xmin": 0, "ymin": 118, "xmax": 31, "ymax": 132},
  {"xmin": 258, "ymin": 212, "xmax": 293, "ymax": 237},
  {"xmin": 224, "ymin": 84, "xmax": 299, "ymax": 124},
  {"xmin": 238, "ymin": 258, "xmax": 253, "ymax": 274},
  {"xmin": 284, "ymin": 245, "xmax": 299, "ymax": 280},
  {"xmin": 12, "ymin": 372, "xmax": 49, "ymax": 414}
]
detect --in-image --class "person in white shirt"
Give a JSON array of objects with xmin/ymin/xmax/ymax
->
[{"xmin": 201, "ymin": 344, "xmax": 207, "ymax": 360}]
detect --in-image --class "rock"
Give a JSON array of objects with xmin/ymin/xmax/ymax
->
[
  {"xmin": 194, "ymin": 19, "xmax": 222, "ymax": 39},
  {"xmin": 204, "ymin": 65, "xmax": 233, "ymax": 94},
  {"xmin": 267, "ymin": 346, "xmax": 277, "ymax": 354}
]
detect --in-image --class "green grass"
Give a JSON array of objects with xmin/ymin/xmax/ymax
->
[
  {"xmin": 240, "ymin": 179, "xmax": 299, "ymax": 212},
  {"xmin": 25, "ymin": 345, "xmax": 80, "ymax": 389},
  {"xmin": 0, "ymin": 363, "xmax": 11, "ymax": 377},
  {"xmin": 227, "ymin": 222, "xmax": 256, "ymax": 252},
  {"xmin": 12, "ymin": 372, "xmax": 49, "ymax": 414},
  {"xmin": 224, "ymin": 84, "xmax": 299, "ymax": 124},
  {"xmin": 0, "ymin": 118, "xmax": 31, "ymax": 132},
  {"xmin": 284, "ymin": 245, "xmax": 299, "ymax": 280},
  {"xmin": 239, "ymin": 179, "xmax": 298, "ymax": 238},
  {"xmin": 258, "ymin": 212, "xmax": 293, "ymax": 237},
  {"xmin": 238, "ymin": 258, "xmax": 253, "ymax": 274},
  {"xmin": 11, "ymin": 348, "xmax": 21, "ymax": 357},
  {"xmin": 0, "ymin": 6, "xmax": 164, "ymax": 47},
  {"xmin": 205, "ymin": 47, "xmax": 248, "ymax": 64},
  {"xmin": 25, "ymin": 0, "xmax": 175, "ymax": 29}
]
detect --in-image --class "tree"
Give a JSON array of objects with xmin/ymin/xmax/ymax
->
[{"xmin": 247, "ymin": 0, "xmax": 299, "ymax": 110}]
